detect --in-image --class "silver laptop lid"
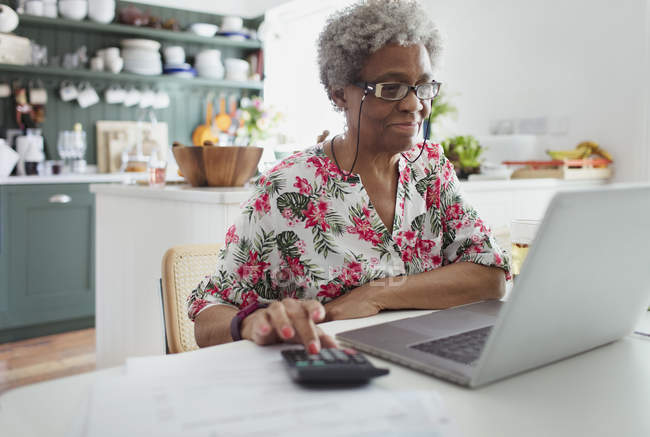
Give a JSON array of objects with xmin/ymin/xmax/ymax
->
[{"xmin": 472, "ymin": 183, "xmax": 650, "ymax": 387}]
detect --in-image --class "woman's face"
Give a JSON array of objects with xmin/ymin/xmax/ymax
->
[{"xmin": 339, "ymin": 43, "xmax": 434, "ymax": 154}]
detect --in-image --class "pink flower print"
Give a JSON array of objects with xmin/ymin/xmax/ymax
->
[
  {"xmin": 236, "ymin": 251, "xmax": 270, "ymax": 284},
  {"xmin": 474, "ymin": 218, "xmax": 489, "ymax": 233},
  {"xmin": 295, "ymin": 239, "xmax": 306, "ymax": 254},
  {"xmin": 432, "ymin": 255, "xmax": 442, "ymax": 267},
  {"xmin": 286, "ymin": 256, "xmax": 305, "ymax": 277},
  {"xmin": 399, "ymin": 166, "xmax": 411, "ymax": 185},
  {"xmin": 220, "ymin": 287, "xmax": 232, "ymax": 300},
  {"xmin": 225, "ymin": 224, "xmax": 239, "ymax": 245},
  {"xmin": 417, "ymin": 239, "xmax": 436, "ymax": 255},
  {"xmin": 442, "ymin": 161, "xmax": 455, "ymax": 187},
  {"xmin": 293, "ymin": 176, "xmax": 313, "ymax": 195},
  {"xmin": 425, "ymin": 185, "xmax": 437, "ymax": 210},
  {"xmin": 303, "ymin": 199, "xmax": 330, "ymax": 232},
  {"xmin": 425, "ymin": 143, "xmax": 441, "ymax": 161},
  {"xmin": 317, "ymin": 282, "xmax": 343, "ymax": 299},
  {"xmin": 362, "ymin": 205, "xmax": 372, "ymax": 219},
  {"xmin": 269, "ymin": 160, "xmax": 295, "ymax": 174},
  {"xmin": 446, "ymin": 203, "xmax": 463, "ymax": 221},
  {"xmin": 347, "ymin": 216, "xmax": 382, "ymax": 246},
  {"xmin": 253, "ymin": 192, "xmax": 271, "ymax": 215},
  {"xmin": 401, "ymin": 245, "xmax": 416, "ymax": 263},
  {"xmin": 240, "ymin": 290, "xmax": 259, "ymax": 307},
  {"xmin": 189, "ymin": 299, "xmax": 209, "ymax": 319},
  {"xmin": 307, "ymin": 156, "xmax": 333, "ymax": 184},
  {"xmin": 395, "ymin": 230, "xmax": 417, "ymax": 247},
  {"xmin": 339, "ymin": 261, "xmax": 362, "ymax": 286}
]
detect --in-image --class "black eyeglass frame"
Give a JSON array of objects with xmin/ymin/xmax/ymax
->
[{"xmin": 353, "ymin": 80, "xmax": 442, "ymax": 101}]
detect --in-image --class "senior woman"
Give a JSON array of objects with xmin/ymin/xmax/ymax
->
[{"xmin": 188, "ymin": 0, "xmax": 510, "ymax": 354}]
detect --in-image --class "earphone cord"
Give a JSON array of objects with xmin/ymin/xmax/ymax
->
[
  {"xmin": 332, "ymin": 92, "xmax": 434, "ymax": 175},
  {"xmin": 401, "ymin": 107, "xmax": 433, "ymax": 163},
  {"xmin": 331, "ymin": 94, "xmax": 364, "ymax": 178}
]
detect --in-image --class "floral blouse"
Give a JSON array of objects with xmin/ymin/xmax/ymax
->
[{"xmin": 187, "ymin": 142, "xmax": 510, "ymax": 321}]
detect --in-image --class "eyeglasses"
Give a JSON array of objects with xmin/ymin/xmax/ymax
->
[{"xmin": 354, "ymin": 81, "xmax": 441, "ymax": 101}]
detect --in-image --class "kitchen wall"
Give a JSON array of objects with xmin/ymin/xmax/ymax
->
[{"xmin": 263, "ymin": 0, "xmax": 650, "ymax": 182}]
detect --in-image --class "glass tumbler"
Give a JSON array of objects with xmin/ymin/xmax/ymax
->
[{"xmin": 510, "ymin": 219, "xmax": 541, "ymax": 277}]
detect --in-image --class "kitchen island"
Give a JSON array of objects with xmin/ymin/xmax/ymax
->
[
  {"xmin": 92, "ymin": 178, "xmax": 608, "ymax": 367},
  {"xmin": 91, "ymin": 184, "xmax": 252, "ymax": 368}
]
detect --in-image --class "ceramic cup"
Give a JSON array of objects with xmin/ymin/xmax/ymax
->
[
  {"xmin": 59, "ymin": 81, "xmax": 79, "ymax": 102},
  {"xmin": 77, "ymin": 83, "xmax": 100, "ymax": 108},
  {"xmin": 90, "ymin": 56, "xmax": 104, "ymax": 71},
  {"xmin": 25, "ymin": 1, "xmax": 44, "ymax": 16}
]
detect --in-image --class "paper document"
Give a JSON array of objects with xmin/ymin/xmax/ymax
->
[{"xmin": 81, "ymin": 345, "xmax": 454, "ymax": 436}]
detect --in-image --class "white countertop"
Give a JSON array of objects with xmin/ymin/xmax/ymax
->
[
  {"xmin": 90, "ymin": 183, "xmax": 254, "ymax": 204},
  {"xmin": 89, "ymin": 178, "xmax": 609, "ymax": 204},
  {"xmin": 0, "ymin": 173, "xmax": 148, "ymax": 185},
  {"xmin": 460, "ymin": 178, "xmax": 608, "ymax": 192}
]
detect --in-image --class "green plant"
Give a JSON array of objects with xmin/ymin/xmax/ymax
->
[
  {"xmin": 426, "ymin": 91, "xmax": 457, "ymax": 140},
  {"xmin": 441, "ymin": 135, "xmax": 484, "ymax": 170}
]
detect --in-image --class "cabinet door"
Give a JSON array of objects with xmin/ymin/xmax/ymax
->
[{"xmin": 2, "ymin": 184, "xmax": 95, "ymax": 329}]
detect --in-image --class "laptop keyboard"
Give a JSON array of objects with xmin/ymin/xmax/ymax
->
[{"xmin": 409, "ymin": 326, "xmax": 493, "ymax": 366}]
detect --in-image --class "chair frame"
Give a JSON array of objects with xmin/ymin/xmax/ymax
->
[{"xmin": 161, "ymin": 243, "xmax": 222, "ymax": 354}]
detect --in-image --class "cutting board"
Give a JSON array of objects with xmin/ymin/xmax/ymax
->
[{"xmin": 96, "ymin": 121, "xmax": 169, "ymax": 173}]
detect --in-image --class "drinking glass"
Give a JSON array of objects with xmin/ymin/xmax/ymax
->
[{"xmin": 510, "ymin": 219, "xmax": 541, "ymax": 277}]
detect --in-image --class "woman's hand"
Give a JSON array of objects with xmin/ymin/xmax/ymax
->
[
  {"xmin": 240, "ymin": 298, "xmax": 338, "ymax": 353},
  {"xmin": 324, "ymin": 283, "xmax": 383, "ymax": 321}
]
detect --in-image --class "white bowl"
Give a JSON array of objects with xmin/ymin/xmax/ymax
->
[
  {"xmin": 196, "ymin": 63, "xmax": 224, "ymax": 79},
  {"xmin": 225, "ymin": 58, "xmax": 249, "ymax": 76},
  {"xmin": 58, "ymin": 0, "xmax": 87, "ymax": 20},
  {"xmin": 88, "ymin": 0, "xmax": 115, "ymax": 24},
  {"xmin": 163, "ymin": 46, "xmax": 185, "ymax": 64},
  {"xmin": 0, "ymin": 5, "xmax": 19, "ymax": 33},
  {"xmin": 121, "ymin": 39, "xmax": 161, "ymax": 51},
  {"xmin": 221, "ymin": 16, "xmax": 243, "ymax": 32},
  {"xmin": 189, "ymin": 23, "xmax": 218, "ymax": 38},
  {"xmin": 195, "ymin": 49, "xmax": 221, "ymax": 65}
]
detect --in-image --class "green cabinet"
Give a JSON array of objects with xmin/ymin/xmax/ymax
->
[{"xmin": 0, "ymin": 184, "xmax": 95, "ymax": 342}]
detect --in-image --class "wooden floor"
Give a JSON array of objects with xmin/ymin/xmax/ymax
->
[{"xmin": 0, "ymin": 328, "xmax": 96, "ymax": 394}]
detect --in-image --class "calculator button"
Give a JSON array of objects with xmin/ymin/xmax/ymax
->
[
  {"xmin": 312, "ymin": 360, "xmax": 326, "ymax": 366},
  {"xmin": 331, "ymin": 349, "xmax": 351, "ymax": 362},
  {"xmin": 308, "ymin": 354, "xmax": 320, "ymax": 361},
  {"xmin": 319, "ymin": 349, "xmax": 336, "ymax": 362},
  {"xmin": 351, "ymin": 354, "xmax": 367, "ymax": 364},
  {"xmin": 343, "ymin": 348, "xmax": 357, "ymax": 355},
  {"xmin": 295, "ymin": 361, "xmax": 310, "ymax": 367}
]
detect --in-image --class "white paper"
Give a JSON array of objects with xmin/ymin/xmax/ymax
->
[{"xmin": 83, "ymin": 345, "xmax": 454, "ymax": 437}]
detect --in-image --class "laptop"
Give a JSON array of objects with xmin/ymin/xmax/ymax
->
[{"xmin": 336, "ymin": 184, "xmax": 650, "ymax": 388}]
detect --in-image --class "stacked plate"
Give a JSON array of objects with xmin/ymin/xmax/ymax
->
[{"xmin": 121, "ymin": 39, "xmax": 162, "ymax": 76}]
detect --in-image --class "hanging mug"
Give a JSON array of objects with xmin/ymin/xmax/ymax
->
[
  {"xmin": 59, "ymin": 81, "xmax": 79, "ymax": 102},
  {"xmin": 153, "ymin": 90, "xmax": 170, "ymax": 109},
  {"xmin": 77, "ymin": 82, "xmax": 100, "ymax": 108},
  {"xmin": 104, "ymin": 84, "xmax": 126, "ymax": 104},
  {"xmin": 29, "ymin": 80, "xmax": 48, "ymax": 105},
  {"xmin": 123, "ymin": 87, "xmax": 141, "ymax": 107}
]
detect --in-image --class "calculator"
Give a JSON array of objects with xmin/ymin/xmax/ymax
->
[{"xmin": 281, "ymin": 347, "xmax": 389, "ymax": 384}]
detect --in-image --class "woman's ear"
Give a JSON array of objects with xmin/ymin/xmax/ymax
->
[{"xmin": 330, "ymin": 87, "xmax": 347, "ymax": 109}]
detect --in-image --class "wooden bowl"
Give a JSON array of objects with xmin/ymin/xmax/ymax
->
[
  {"xmin": 173, "ymin": 145, "xmax": 263, "ymax": 187},
  {"xmin": 172, "ymin": 146, "xmax": 206, "ymax": 187}
]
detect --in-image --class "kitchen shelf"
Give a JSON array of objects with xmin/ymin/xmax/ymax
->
[
  {"xmin": 17, "ymin": 14, "xmax": 263, "ymax": 50},
  {"xmin": 0, "ymin": 63, "xmax": 264, "ymax": 90}
]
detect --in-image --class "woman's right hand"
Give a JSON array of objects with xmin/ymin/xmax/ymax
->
[{"xmin": 240, "ymin": 298, "xmax": 338, "ymax": 354}]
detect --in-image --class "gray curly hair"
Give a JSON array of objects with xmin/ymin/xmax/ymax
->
[{"xmin": 317, "ymin": 0, "xmax": 443, "ymax": 108}]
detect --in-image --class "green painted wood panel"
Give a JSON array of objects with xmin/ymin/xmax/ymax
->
[
  {"xmin": 0, "ymin": 184, "xmax": 95, "ymax": 331},
  {"xmin": 0, "ymin": 0, "xmax": 263, "ymax": 164}
]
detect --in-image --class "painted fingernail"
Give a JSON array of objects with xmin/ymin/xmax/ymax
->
[
  {"xmin": 308, "ymin": 341, "xmax": 320, "ymax": 355},
  {"xmin": 259, "ymin": 324, "xmax": 270, "ymax": 335},
  {"xmin": 312, "ymin": 309, "xmax": 323, "ymax": 320},
  {"xmin": 281, "ymin": 326, "xmax": 294, "ymax": 339}
]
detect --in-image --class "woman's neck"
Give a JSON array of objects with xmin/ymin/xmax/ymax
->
[{"xmin": 329, "ymin": 134, "xmax": 400, "ymax": 181}]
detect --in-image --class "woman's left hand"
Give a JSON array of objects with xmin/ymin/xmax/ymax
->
[{"xmin": 323, "ymin": 283, "xmax": 383, "ymax": 321}]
